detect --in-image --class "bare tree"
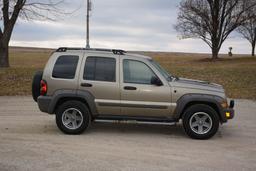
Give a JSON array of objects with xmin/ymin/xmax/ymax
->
[
  {"xmin": 237, "ymin": 4, "xmax": 256, "ymax": 56},
  {"xmin": 175, "ymin": 0, "xmax": 256, "ymax": 60},
  {"xmin": 0, "ymin": 0, "xmax": 69, "ymax": 68}
]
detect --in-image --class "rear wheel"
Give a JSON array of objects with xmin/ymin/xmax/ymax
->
[
  {"xmin": 56, "ymin": 101, "xmax": 91, "ymax": 134},
  {"xmin": 182, "ymin": 104, "xmax": 219, "ymax": 139}
]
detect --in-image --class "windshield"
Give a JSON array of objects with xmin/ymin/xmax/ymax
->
[{"xmin": 149, "ymin": 59, "xmax": 172, "ymax": 81}]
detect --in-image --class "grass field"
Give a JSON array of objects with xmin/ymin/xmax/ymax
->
[{"xmin": 0, "ymin": 47, "xmax": 255, "ymax": 99}]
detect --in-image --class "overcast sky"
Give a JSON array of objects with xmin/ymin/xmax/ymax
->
[{"xmin": 10, "ymin": 0, "xmax": 250, "ymax": 54}]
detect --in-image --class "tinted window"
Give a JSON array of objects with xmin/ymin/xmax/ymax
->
[
  {"xmin": 123, "ymin": 59, "xmax": 157, "ymax": 84},
  {"xmin": 52, "ymin": 55, "xmax": 79, "ymax": 79},
  {"xmin": 84, "ymin": 57, "xmax": 116, "ymax": 82}
]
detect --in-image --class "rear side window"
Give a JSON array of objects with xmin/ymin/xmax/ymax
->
[
  {"xmin": 84, "ymin": 57, "xmax": 116, "ymax": 82},
  {"xmin": 52, "ymin": 55, "xmax": 79, "ymax": 79}
]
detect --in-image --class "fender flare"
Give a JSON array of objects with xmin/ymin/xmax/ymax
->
[
  {"xmin": 48, "ymin": 90, "xmax": 98, "ymax": 116},
  {"xmin": 173, "ymin": 94, "xmax": 227, "ymax": 122}
]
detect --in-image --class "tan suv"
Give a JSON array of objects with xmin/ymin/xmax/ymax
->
[{"xmin": 32, "ymin": 47, "xmax": 234, "ymax": 139}]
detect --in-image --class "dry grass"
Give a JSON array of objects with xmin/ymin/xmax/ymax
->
[
  {"xmin": 0, "ymin": 48, "xmax": 255, "ymax": 99},
  {"xmin": 0, "ymin": 49, "xmax": 52, "ymax": 95}
]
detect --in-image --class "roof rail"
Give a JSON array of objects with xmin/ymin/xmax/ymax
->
[
  {"xmin": 112, "ymin": 49, "xmax": 126, "ymax": 55},
  {"xmin": 56, "ymin": 47, "xmax": 126, "ymax": 55}
]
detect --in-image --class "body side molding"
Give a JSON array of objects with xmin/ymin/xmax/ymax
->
[{"xmin": 95, "ymin": 99, "xmax": 176, "ymax": 109}]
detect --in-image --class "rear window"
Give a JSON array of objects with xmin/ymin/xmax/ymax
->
[
  {"xmin": 52, "ymin": 55, "xmax": 79, "ymax": 79},
  {"xmin": 84, "ymin": 57, "xmax": 116, "ymax": 82}
]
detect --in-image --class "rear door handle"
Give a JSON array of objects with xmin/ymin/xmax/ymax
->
[
  {"xmin": 124, "ymin": 86, "xmax": 137, "ymax": 90},
  {"xmin": 81, "ymin": 83, "xmax": 93, "ymax": 87}
]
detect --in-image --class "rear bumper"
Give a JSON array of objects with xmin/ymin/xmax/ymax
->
[{"xmin": 37, "ymin": 96, "xmax": 52, "ymax": 114}]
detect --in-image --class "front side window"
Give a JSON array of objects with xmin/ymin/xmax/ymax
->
[
  {"xmin": 123, "ymin": 59, "xmax": 157, "ymax": 84},
  {"xmin": 84, "ymin": 57, "xmax": 116, "ymax": 82},
  {"xmin": 52, "ymin": 55, "xmax": 79, "ymax": 79}
]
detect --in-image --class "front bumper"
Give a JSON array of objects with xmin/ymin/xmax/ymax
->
[
  {"xmin": 223, "ymin": 100, "xmax": 235, "ymax": 120},
  {"xmin": 224, "ymin": 108, "xmax": 235, "ymax": 119}
]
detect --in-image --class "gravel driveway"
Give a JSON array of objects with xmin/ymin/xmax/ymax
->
[{"xmin": 0, "ymin": 97, "xmax": 256, "ymax": 171}]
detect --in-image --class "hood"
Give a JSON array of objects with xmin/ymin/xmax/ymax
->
[{"xmin": 170, "ymin": 77, "xmax": 225, "ymax": 93}]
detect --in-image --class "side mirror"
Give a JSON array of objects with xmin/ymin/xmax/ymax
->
[{"xmin": 151, "ymin": 76, "xmax": 163, "ymax": 86}]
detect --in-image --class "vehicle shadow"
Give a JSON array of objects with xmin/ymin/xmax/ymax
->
[
  {"xmin": 87, "ymin": 122, "xmax": 225, "ymax": 140},
  {"xmin": 2, "ymin": 119, "xmax": 224, "ymax": 140},
  {"xmin": 87, "ymin": 122, "xmax": 186, "ymax": 137},
  {"xmin": 0, "ymin": 119, "xmax": 185, "ymax": 138}
]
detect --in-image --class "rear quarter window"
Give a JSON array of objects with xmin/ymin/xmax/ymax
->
[{"xmin": 52, "ymin": 55, "xmax": 79, "ymax": 79}]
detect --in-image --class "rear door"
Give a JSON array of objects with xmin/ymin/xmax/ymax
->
[{"xmin": 79, "ymin": 53, "xmax": 120, "ymax": 115}]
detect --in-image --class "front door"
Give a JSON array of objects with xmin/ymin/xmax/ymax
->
[{"xmin": 120, "ymin": 58, "xmax": 172, "ymax": 117}]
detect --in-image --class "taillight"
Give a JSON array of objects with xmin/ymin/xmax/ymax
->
[{"xmin": 40, "ymin": 80, "xmax": 47, "ymax": 96}]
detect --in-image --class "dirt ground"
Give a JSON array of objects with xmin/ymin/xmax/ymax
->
[{"xmin": 0, "ymin": 96, "xmax": 256, "ymax": 171}]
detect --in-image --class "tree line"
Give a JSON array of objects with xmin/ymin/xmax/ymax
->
[
  {"xmin": 0, "ymin": 0, "xmax": 255, "ymax": 68},
  {"xmin": 176, "ymin": 0, "xmax": 256, "ymax": 59}
]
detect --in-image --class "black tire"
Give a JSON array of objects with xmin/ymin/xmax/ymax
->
[
  {"xmin": 32, "ymin": 71, "xmax": 43, "ymax": 102},
  {"xmin": 56, "ymin": 100, "xmax": 91, "ymax": 134},
  {"xmin": 182, "ymin": 104, "xmax": 219, "ymax": 140}
]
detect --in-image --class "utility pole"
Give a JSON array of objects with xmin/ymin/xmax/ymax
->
[{"xmin": 86, "ymin": 0, "xmax": 91, "ymax": 49}]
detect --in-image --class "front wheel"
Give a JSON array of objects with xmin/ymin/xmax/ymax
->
[
  {"xmin": 56, "ymin": 101, "xmax": 91, "ymax": 134},
  {"xmin": 182, "ymin": 104, "xmax": 219, "ymax": 139}
]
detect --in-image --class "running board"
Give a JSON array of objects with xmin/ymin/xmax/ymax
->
[{"xmin": 94, "ymin": 115, "xmax": 178, "ymax": 126}]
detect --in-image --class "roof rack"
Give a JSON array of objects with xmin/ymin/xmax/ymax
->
[{"xmin": 56, "ymin": 47, "xmax": 126, "ymax": 55}]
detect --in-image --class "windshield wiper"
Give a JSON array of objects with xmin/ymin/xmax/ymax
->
[{"xmin": 169, "ymin": 75, "xmax": 179, "ymax": 81}]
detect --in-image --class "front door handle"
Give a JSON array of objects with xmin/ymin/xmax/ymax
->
[
  {"xmin": 124, "ymin": 86, "xmax": 137, "ymax": 90},
  {"xmin": 81, "ymin": 83, "xmax": 93, "ymax": 87}
]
